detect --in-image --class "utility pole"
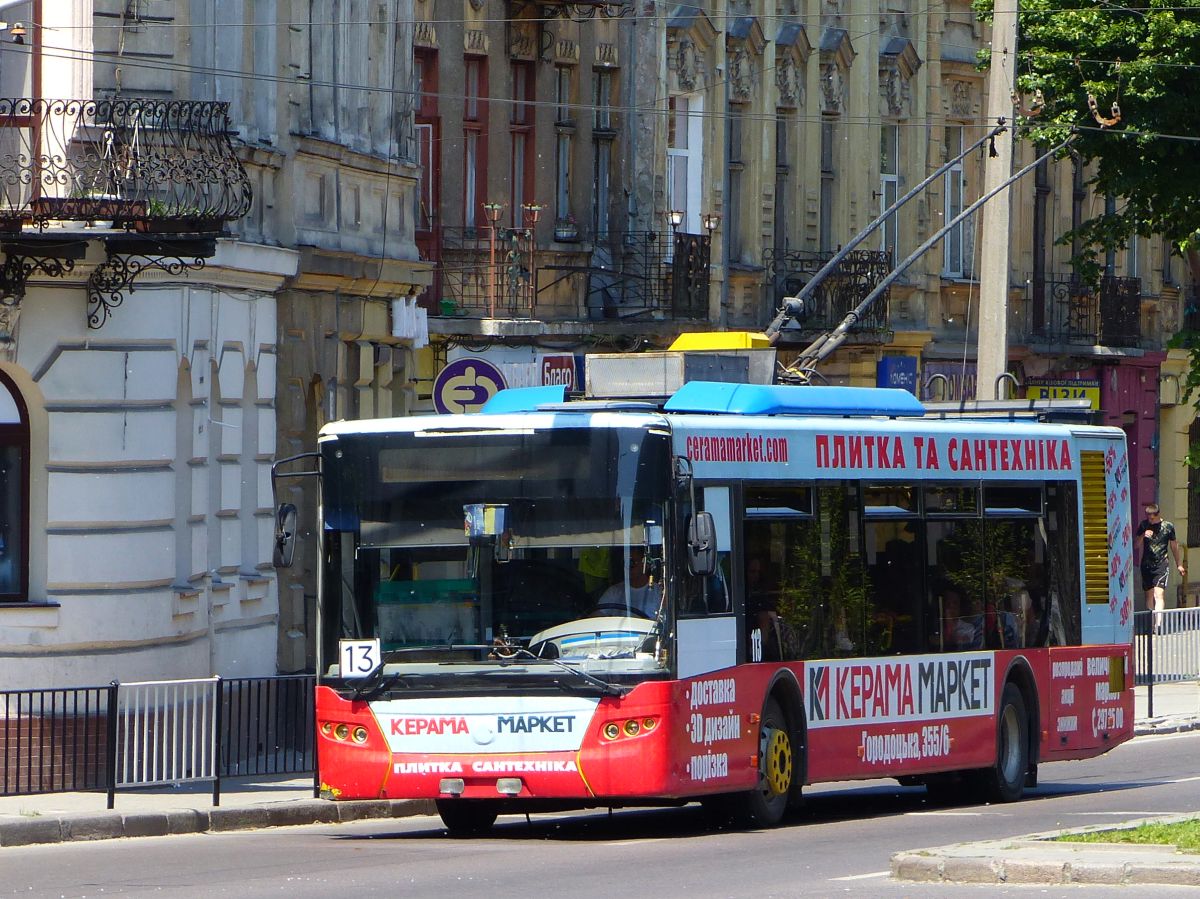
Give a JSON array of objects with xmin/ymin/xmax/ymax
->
[{"xmin": 976, "ymin": 0, "xmax": 1019, "ymax": 400}]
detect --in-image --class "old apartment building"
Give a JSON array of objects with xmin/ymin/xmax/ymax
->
[{"xmin": 0, "ymin": 0, "xmax": 1192, "ymax": 687}]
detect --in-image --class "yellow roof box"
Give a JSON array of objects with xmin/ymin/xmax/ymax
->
[{"xmin": 669, "ymin": 331, "xmax": 772, "ymax": 350}]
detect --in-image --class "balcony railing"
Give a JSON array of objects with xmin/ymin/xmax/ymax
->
[
  {"xmin": 427, "ymin": 227, "xmax": 711, "ymax": 322},
  {"xmin": 1023, "ymin": 275, "xmax": 1142, "ymax": 348},
  {"xmin": 0, "ymin": 98, "xmax": 252, "ymax": 232},
  {"xmin": 763, "ymin": 247, "xmax": 893, "ymax": 337}
]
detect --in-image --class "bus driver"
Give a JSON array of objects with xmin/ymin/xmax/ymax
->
[{"xmin": 595, "ymin": 546, "xmax": 662, "ymax": 618}]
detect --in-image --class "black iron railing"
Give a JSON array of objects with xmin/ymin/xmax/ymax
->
[
  {"xmin": 220, "ymin": 676, "xmax": 315, "ymax": 778},
  {"xmin": 0, "ymin": 98, "xmax": 252, "ymax": 232},
  {"xmin": 1024, "ymin": 275, "xmax": 1142, "ymax": 348},
  {"xmin": 427, "ymin": 227, "xmax": 711, "ymax": 321},
  {"xmin": 763, "ymin": 247, "xmax": 892, "ymax": 335},
  {"xmin": 1, "ymin": 685, "xmax": 113, "ymax": 796},
  {"xmin": 1, "ymin": 675, "xmax": 315, "ymax": 801}
]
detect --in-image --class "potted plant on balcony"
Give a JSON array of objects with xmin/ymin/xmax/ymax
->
[
  {"xmin": 32, "ymin": 191, "xmax": 146, "ymax": 226},
  {"xmin": 554, "ymin": 213, "xmax": 578, "ymax": 242},
  {"xmin": 134, "ymin": 199, "xmax": 220, "ymax": 234}
]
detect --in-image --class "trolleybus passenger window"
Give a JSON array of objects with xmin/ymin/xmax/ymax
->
[
  {"xmin": 863, "ymin": 483, "xmax": 915, "ymax": 516},
  {"xmin": 1044, "ymin": 482, "xmax": 1082, "ymax": 645},
  {"xmin": 984, "ymin": 484, "xmax": 1043, "ymax": 515},
  {"xmin": 864, "ymin": 517, "xmax": 923, "ymax": 654},
  {"xmin": 757, "ymin": 484, "xmax": 865, "ymax": 659},
  {"xmin": 924, "ymin": 484, "xmax": 978, "ymax": 516}
]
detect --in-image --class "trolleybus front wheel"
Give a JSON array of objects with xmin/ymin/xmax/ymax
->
[
  {"xmin": 436, "ymin": 799, "xmax": 500, "ymax": 836},
  {"xmin": 710, "ymin": 697, "xmax": 793, "ymax": 828}
]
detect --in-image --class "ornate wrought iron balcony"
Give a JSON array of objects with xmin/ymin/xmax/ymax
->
[
  {"xmin": 0, "ymin": 98, "xmax": 251, "ymax": 232},
  {"xmin": 1023, "ymin": 274, "xmax": 1142, "ymax": 348},
  {"xmin": 426, "ymin": 227, "xmax": 711, "ymax": 323},
  {"xmin": 763, "ymin": 247, "xmax": 892, "ymax": 338}
]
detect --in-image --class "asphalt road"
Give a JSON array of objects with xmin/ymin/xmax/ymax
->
[{"xmin": 5, "ymin": 730, "xmax": 1200, "ymax": 898}]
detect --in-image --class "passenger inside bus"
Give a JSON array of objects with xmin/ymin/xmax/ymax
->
[
  {"xmin": 935, "ymin": 583, "xmax": 982, "ymax": 651},
  {"xmin": 746, "ymin": 552, "xmax": 797, "ymax": 660}
]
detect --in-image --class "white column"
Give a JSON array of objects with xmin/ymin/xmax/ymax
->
[{"xmin": 976, "ymin": 0, "xmax": 1019, "ymax": 400}]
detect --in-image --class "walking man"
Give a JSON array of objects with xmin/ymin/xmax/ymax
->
[{"xmin": 1138, "ymin": 502, "xmax": 1185, "ymax": 633}]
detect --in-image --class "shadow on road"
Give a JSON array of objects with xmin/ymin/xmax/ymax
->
[{"xmin": 332, "ymin": 775, "xmax": 1155, "ymax": 843}]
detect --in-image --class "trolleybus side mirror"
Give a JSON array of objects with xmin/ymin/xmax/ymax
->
[
  {"xmin": 273, "ymin": 503, "xmax": 298, "ymax": 568},
  {"xmin": 687, "ymin": 511, "xmax": 717, "ymax": 577}
]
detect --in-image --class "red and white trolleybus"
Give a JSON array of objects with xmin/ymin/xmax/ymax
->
[{"xmin": 275, "ymin": 356, "xmax": 1133, "ymax": 834}]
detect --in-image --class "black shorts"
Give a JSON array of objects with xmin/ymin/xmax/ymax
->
[{"xmin": 1142, "ymin": 565, "xmax": 1169, "ymax": 592}]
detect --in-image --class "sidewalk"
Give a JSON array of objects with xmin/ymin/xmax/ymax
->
[
  {"xmin": 0, "ymin": 683, "xmax": 1197, "ymax": 885},
  {"xmin": 0, "ymin": 774, "xmax": 435, "ymax": 847},
  {"xmin": 1135, "ymin": 679, "xmax": 1200, "ymax": 734}
]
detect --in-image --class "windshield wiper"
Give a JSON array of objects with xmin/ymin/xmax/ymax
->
[
  {"xmin": 348, "ymin": 661, "xmax": 416, "ymax": 701},
  {"xmin": 497, "ymin": 647, "xmax": 628, "ymax": 697}
]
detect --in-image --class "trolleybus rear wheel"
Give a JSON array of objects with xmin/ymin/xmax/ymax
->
[
  {"xmin": 977, "ymin": 683, "xmax": 1028, "ymax": 803},
  {"xmin": 436, "ymin": 799, "xmax": 500, "ymax": 835}
]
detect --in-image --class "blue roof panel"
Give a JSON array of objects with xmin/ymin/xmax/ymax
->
[
  {"xmin": 663, "ymin": 381, "xmax": 926, "ymax": 417},
  {"xmin": 480, "ymin": 385, "xmax": 566, "ymax": 414}
]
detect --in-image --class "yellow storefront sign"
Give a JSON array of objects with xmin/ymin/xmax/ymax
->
[{"xmin": 1026, "ymin": 379, "xmax": 1100, "ymax": 409}]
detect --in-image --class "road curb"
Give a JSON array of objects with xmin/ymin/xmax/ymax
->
[
  {"xmin": 892, "ymin": 816, "xmax": 1200, "ymax": 886},
  {"xmin": 0, "ymin": 798, "xmax": 437, "ymax": 847},
  {"xmin": 892, "ymin": 850, "xmax": 1200, "ymax": 886},
  {"xmin": 1135, "ymin": 716, "xmax": 1200, "ymax": 736}
]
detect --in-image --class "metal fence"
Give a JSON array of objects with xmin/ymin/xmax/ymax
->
[
  {"xmin": 1134, "ymin": 608, "xmax": 1200, "ymax": 685},
  {"xmin": 0, "ymin": 675, "xmax": 315, "ymax": 806}
]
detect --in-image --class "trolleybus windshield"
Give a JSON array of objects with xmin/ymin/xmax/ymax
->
[{"xmin": 320, "ymin": 424, "xmax": 673, "ymax": 682}]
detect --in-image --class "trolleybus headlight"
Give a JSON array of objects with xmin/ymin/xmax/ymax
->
[
  {"xmin": 603, "ymin": 722, "xmax": 621, "ymax": 740},
  {"xmin": 352, "ymin": 726, "xmax": 369, "ymax": 744},
  {"xmin": 623, "ymin": 719, "xmax": 640, "ymax": 736},
  {"xmin": 320, "ymin": 722, "xmax": 333, "ymax": 737},
  {"xmin": 642, "ymin": 717, "xmax": 657, "ymax": 731},
  {"xmin": 334, "ymin": 723, "xmax": 350, "ymax": 741}
]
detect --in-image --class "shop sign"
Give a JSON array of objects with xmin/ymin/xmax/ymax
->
[{"xmin": 1025, "ymin": 377, "xmax": 1100, "ymax": 409}]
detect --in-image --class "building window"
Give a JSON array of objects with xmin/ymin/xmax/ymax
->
[
  {"xmin": 556, "ymin": 133, "xmax": 572, "ymax": 225},
  {"xmin": 943, "ymin": 125, "xmax": 965, "ymax": 278},
  {"xmin": 414, "ymin": 51, "xmax": 439, "ymax": 234},
  {"xmin": 555, "ymin": 66, "xmax": 573, "ymax": 125},
  {"xmin": 0, "ymin": 369, "xmax": 29, "ymax": 600},
  {"xmin": 668, "ymin": 94, "xmax": 704, "ymax": 233},
  {"xmin": 880, "ymin": 124, "xmax": 899, "ymax": 258},
  {"xmin": 511, "ymin": 61, "xmax": 535, "ymax": 227},
  {"xmin": 463, "ymin": 57, "xmax": 486, "ymax": 230},
  {"xmin": 820, "ymin": 118, "xmax": 836, "ymax": 253},
  {"xmin": 592, "ymin": 69, "xmax": 616, "ymax": 235},
  {"xmin": 555, "ymin": 66, "xmax": 574, "ymax": 226},
  {"xmin": 593, "ymin": 69, "xmax": 614, "ymax": 132},
  {"xmin": 774, "ymin": 112, "xmax": 791, "ymax": 251},
  {"xmin": 594, "ymin": 142, "xmax": 611, "ymax": 235},
  {"xmin": 728, "ymin": 102, "xmax": 746, "ymax": 262},
  {"xmin": 1126, "ymin": 233, "xmax": 1140, "ymax": 280}
]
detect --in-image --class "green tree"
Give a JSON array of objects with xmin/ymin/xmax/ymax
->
[{"xmin": 995, "ymin": 0, "xmax": 1200, "ymax": 401}]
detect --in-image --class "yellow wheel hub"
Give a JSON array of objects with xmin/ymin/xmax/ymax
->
[{"xmin": 763, "ymin": 727, "xmax": 792, "ymax": 797}]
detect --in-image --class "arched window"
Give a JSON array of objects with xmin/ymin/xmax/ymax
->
[{"xmin": 0, "ymin": 369, "xmax": 29, "ymax": 600}]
